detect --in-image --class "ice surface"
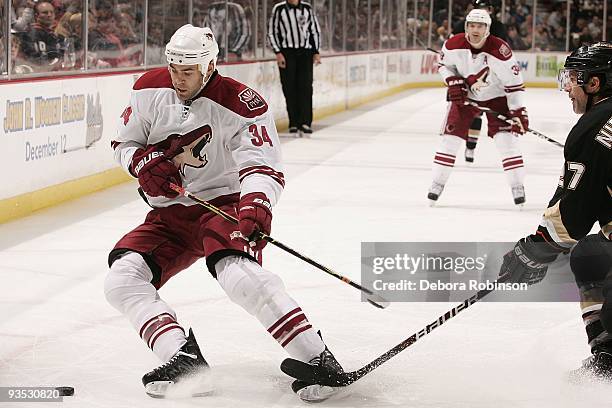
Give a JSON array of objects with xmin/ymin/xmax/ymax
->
[{"xmin": 1, "ymin": 88, "xmax": 606, "ymax": 407}]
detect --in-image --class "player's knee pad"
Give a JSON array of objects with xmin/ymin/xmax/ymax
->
[
  {"xmin": 494, "ymin": 132, "xmax": 520, "ymax": 156},
  {"xmin": 439, "ymin": 134, "xmax": 463, "ymax": 155},
  {"xmin": 104, "ymin": 251, "xmax": 155, "ymax": 313},
  {"xmin": 216, "ymin": 255, "xmax": 285, "ymax": 315},
  {"xmin": 570, "ymin": 234, "xmax": 612, "ymax": 286}
]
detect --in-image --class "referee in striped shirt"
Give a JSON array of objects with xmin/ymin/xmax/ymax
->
[{"xmin": 268, "ymin": 0, "xmax": 321, "ymax": 135}]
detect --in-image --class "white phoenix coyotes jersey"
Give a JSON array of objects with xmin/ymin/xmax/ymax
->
[
  {"xmin": 113, "ymin": 68, "xmax": 284, "ymax": 208},
  {"xmin": 438, "ymin": 34, "xmax": 525, "ymax": 109}
]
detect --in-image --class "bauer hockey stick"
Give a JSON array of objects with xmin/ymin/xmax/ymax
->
[
  {"xmin": 281, "ymin": 276, "xmax": 509, "ymax": 386},
  {"xmin": 169, "ymin": 183, "xmax": 390, "ymax": 309},
  {"xmin": 465, "ymin": 100, "xmax": 565, "ymax": 148}
]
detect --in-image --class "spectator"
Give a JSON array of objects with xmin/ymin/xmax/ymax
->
[
  {"xmin": 11, "ymin": 0, "xmax": 35, "ymax": 32},
  {"xmin": 571, "ymin": 17, "xmax": 588, "ymax": 37},
  {"xmin": 519, "ymin": 13, "xmax": 533, "ymax": 39},
  {"xmin": 80, "ymin": 12, "xmax": 105, "ymax": 68},
  {"xmin": 93, "ymin": 0, "xmax": 114, "ymax": 22},
  {"xmin": 268, "ymin": 0, "xmax": 322, "ymax": 136},
  {"xmin": 116, "ymin": 13, "xmax": 139, "ymax": 46},
  {"xmin": 507, "ymin": 24, "xmax": 529, "ymax": 50},
  {"xmin": 201, "ymin": 1, "xmax": 250, "ymax": 61},
  {"xmin": 11, "ymin": 30, "xmax": 34, "ymax": 74},
  {"xmin": 570, "ymin": 32, "xmax": 583, "ymax": 50},
  {"xmin": 55, "ymin": 11, "xmax": 82, "ymax": 68},
  {"xmin": 550, "ymin": 25, "xmax": 566, "ymax": 50},
  {"xmin": 117, "ymin": 12, "xmax": 143, "ymax": 66},
  {"xmin": 546, "ymin": 4, "xmax": 563, "ymax": 31},
  {"xmin": 435, "ymin": 25, "xmax": 447, "ymax": 49},
  {"xmin": 20, "ymin": 1, "xmax": 62, "ymax": 69},
  {"xmin": 88, "ymin": 9, "xmax": 125, "ymax": 68},
  {"xmin": 588, "ymin": 16, "xmax": 602, "ymax": 41},
  {"xmin": 534, "ymin": 24, "xmax": 551, "ymax": 51}
]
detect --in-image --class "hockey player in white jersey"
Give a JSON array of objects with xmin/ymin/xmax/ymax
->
[
  {"xmin": 105, "ymin": 24, "xmax": 342, "ymax": 401},
  {"xmin": 428, "ymin": 9, "xmax": 528, "ymax": 206}
]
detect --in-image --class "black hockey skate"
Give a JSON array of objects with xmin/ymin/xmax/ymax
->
[
  {"xmin": 427, "ymin": 182, "xmax": 445, "ymax": 206},
  {"xmin": 511, "ymin": 185, "xmax": 526, "ymax": 206},
  {"xmin": 142, "ymin": 328, "xmax": 212, "ymax": 398},
  {"xmin": 289, "ymin": 346, "xmax": 345, "ymax": 402},
  {"xmin": 569, "ymin": 348, "xmax": 612, "ymax": 383},
  {"xmin": 464, "ymin": 148, "xmax": 475, "ymax": 163}
]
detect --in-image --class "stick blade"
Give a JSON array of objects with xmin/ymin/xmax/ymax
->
[{"xmin": 366, "ymin": 293, "xmax": 390, "ymax": 309}]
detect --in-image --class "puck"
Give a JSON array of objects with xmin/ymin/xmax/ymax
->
[{"xmin": 55, "ymin": 386, "xmax": 74, "ymax": 396}]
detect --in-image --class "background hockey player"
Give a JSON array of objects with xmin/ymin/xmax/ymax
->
[
  {"xmin": 428, "ymin": 8, "xmax": 528, "ymax": 206},
  {"xmin": 105, "ymin": 24, "xmax": 342, "ymax": 401},
  {"xmin": 498, "ymin": 42, "xmax": 612, "ymax": 380},
  {"xmin": 452, "ymin": 0, "xmax": 509, "ymax": 163}
]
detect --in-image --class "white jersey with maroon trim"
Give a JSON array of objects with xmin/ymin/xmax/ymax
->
[
  {"xmin": 113, "ymin": 68, "xmax": 284, "ymax": 208},
  {"xmin": 438, "ymin": 34, "xmax": 525, "ymax": 109}
]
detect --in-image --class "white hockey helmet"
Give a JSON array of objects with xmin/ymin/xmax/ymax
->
[
  {"xmin": 465, "ymin": 9, "xmax": 491, "ymax": 34},
  {"xmin": 165, "ymin": 24, "xmax": 219, "ymax": 74}
]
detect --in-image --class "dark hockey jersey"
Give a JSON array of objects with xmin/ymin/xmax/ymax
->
[
  {"xmin": 538, "ymin": 96, "xmax": 612, "ymax": 247},
  {"xmin": 21, "ymin": 23, "xmax": 63, "ymax": 65}
]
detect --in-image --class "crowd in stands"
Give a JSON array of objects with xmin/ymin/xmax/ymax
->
[
  {"xmin": 503, "ymin": 0, "xmax": 606, "ymax": 51},
  {"xmin": 406, "ymin": 0, "xmax": 607, "ymax": 52},
  {"xmin": 7, "ymin": 0, "xmax": 143, "ymax": 74},
  {"xmin": 1, "ymin": 0, "xmax": 611, "ymax": 76}
]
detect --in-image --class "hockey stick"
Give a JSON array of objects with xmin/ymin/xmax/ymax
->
[
  {"xmin": 281, "ymin": 276, "xmax": 507, "ymax": 386},
  {"xmin": 465, "ymin": 100, "xmax": 565, "ymax": 148},
  {"xmin": 169, "ymin": 183, "xmax": 390, "ymax": 309}
]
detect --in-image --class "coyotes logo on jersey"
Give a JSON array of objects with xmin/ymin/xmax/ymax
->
[{"xmin": 162, "ymin": 125, "xmax": 214, "ymax": 177}]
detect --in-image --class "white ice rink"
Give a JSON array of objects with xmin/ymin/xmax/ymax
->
[{"xmin": 1, "ymin": 88, "xmax": 607, "ymax": 408}]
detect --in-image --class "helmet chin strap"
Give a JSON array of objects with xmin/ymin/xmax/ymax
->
[
  {"xmin": 582, "ymin": 77, "xmax": 606, "ymax": 111},
  {"xmin": 585, "ymin": 89, "xmax": 595, "ymax": 111},
  {"xmin": 183, "ymin": 64, "xmax": 217, "ymax": 102}
]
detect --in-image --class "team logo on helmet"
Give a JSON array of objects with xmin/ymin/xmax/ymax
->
[{"xmin": 239, "ymin": 88, "xmax": 266, "ymax": 111}]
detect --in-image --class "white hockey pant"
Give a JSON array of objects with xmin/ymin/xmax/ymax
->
[{"xmin": 104, "ymin": 252, "xmax": 186, "ymax": 362}]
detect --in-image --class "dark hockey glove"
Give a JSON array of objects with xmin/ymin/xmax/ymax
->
[
  {"xmin": 499, "ymin": 237, "xmax": 558, "ymax": 285},
  {"xmin": 238, "ymin": 192, "xmax": 272, "ymax": 250},
  {"xmin": 508, "ymin": 107, "xmax": 529, "ymax": 135},
  {"xmin": 445, "ymin": 76, "xmax": 467, "ymax": 104},
  {"xmin": 130, "ymin": 147, "xmax": 181, "ymax": 198}
]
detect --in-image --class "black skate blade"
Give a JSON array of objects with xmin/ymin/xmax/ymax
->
[{"xmin": 281, "ymin": 358, "xmax": 351, "ymax": 387}]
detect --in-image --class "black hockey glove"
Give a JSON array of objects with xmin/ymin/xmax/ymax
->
[{"xmin": 499, "ymin": 237, "xmax": 559, "ymax": 286}]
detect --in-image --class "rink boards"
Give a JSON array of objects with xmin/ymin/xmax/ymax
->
[{"xmin": 0, "ymin": 50, "xmax": 567, "ymax": 223}]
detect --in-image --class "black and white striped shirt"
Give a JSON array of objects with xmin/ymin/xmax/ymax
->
[{"xmin": 268, "ymin": 1, "xmax": 321, "ymax": 53}]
